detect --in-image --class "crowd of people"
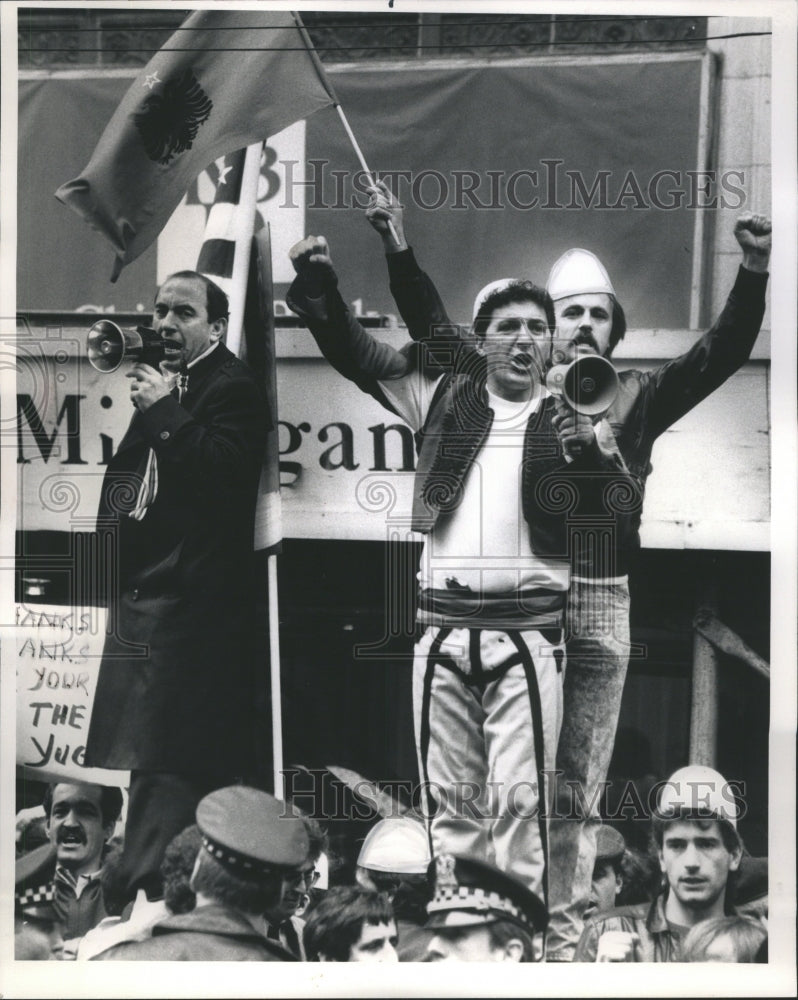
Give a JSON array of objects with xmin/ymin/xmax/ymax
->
[
  {"xmin": 15, "ymin": 765, "xmax": 769, "ymax": 963},
  {"xmin": 15, "ymin": 183, "xmax": 771, "ymax": 965}
]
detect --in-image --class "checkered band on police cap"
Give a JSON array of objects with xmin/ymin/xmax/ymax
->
[
  {"xmin": 15, "ymin": 882, "xmax": 56, "ymax": 910},
  {"xmin": 426, "ymin": 854, "xmax": 547, "ymax": 933}
]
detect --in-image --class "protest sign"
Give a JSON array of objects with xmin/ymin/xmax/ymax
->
[{"xmin": 15, "ymin": 603, "xmax": 129, "ymax": 787}]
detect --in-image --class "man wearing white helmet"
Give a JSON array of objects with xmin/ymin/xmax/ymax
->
[
  {"xmin": 362, "ymin": 186, "xmax": 770, "ymax": 959},
  {"xmin": 287, "ymin": 217, "xmax": 630, "ymax": 908},
  {"xmin": 356, "ymin": 817, "xmax": 433, "ymax": 961},
  {"xmin": 574, "ymin": 765, "xmax": 745, "ymax": 962},
  {"xmin": 544, "ymin": 217, "xmax": 769, "ymax": 960}
]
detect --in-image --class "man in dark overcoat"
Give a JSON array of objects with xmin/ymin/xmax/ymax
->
[
  {"xmin": 93, "ymin": 787, "xmax": 307, "ymax": 961},
  {"xmin": 84, "ymin": 270, "xmax": 268, "ymax": 903}
]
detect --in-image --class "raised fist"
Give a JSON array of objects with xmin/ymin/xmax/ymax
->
[
  {"xmin": 289, "ymin": 235, "xmax": 334, "ymax": 296},
  {"xmin": 734, "ymin": 213, "xmax": 771, "ymax": 272}
]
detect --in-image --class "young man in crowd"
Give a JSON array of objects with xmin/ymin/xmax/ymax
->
[
  {"xmin": 355, "ymin": 816, "xmax": 433, "ymax": 960},
  {"xmin": 303, "ymin": 886, "xmax": 399, "ymax": 962},
  {"xmin": 424, "ymin": 854, "xmax": 548, "ymax": 962},
  {"xmin": 574, "ymin": 765, "xmax": 745, "ymax": 962}
]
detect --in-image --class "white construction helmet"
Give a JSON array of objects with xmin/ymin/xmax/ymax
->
[
  {"xmin": 656, "ymin": 765, "xmax": 739, "ymax": 827},
  {"xmin": 547, "ymin": 248, "xmax": 615, "ymax": 301},
  {"xmin": 357, "ymin": 817, "xmax": 431, "ymax": 874}
]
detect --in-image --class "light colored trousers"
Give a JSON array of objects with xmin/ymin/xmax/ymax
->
[{"xmin": 413, "ymin": 624, "xmax": 564, "ymax": 900}]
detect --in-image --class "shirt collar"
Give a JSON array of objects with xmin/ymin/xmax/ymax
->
[
  {"xmin": 55, "ymin": 864, "xmax": 103, "ymax": 898},
  {"xmin": 187, "ymin": 339, "xmax": 220, "ymax": 369}
]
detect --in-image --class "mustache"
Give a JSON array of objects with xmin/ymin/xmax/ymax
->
[
  {"xmin": 569, "ymin": 331, "xmax": 602, "ymax": 354},
  {"xmin": 57, "ymin": 827, "xmax": 87, "ymax": 844}
]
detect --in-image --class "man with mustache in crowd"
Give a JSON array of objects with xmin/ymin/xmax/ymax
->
[
  {"xmin": 363, "ymin": 186, "xmax": 770, "ymax": 958},
  {"xmin": 26, "ymin": 781, "xmax": 124, "ymax": 949},
  {"xmin": 260, "ymin": 814, "xmax": 328, "ymax": 959}
]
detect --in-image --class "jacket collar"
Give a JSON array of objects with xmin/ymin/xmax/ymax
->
[{"xmin": 182, "ymin": 340, "xmax": 235, "ymax": 394}]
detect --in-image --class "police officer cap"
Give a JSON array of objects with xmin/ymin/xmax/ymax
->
[
  {"xmin": 426, "ymin": 854, "xmax": 547, "ymax": 934},
  {"xmin": 358, "ymin": 817, "xmax": 431, "ymax": 874},
  {"xmin": 196, "ymin": 786, "xmax": 309, "ymax": 878},
  {"xmin": 595, "ymin": 824, "xmax": 626, "ymax": 865},
  {"xmin": 15, "ymin": 843, "xmax": 59, "ymax": 921}
]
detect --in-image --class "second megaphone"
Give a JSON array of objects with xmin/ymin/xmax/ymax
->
[
  {"xmin": 545, "ymin": 354, "xmax": 619, "ymax": 416},
  {"xmin": 86, "ymin": 320, "xmax": 183, "ymax": 374}
]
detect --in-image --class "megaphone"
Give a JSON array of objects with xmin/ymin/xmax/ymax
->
[
  {"xmin": 86, "ymin": 320, "xmax": 182, "ymax": 374},
  {"xmin": 546, "ymin": 354, "xmax": 619, "ymax": 416}
]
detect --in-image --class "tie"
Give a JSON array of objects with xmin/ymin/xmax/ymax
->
[{"xmin": 267, "ymin": 920, "xmax": 301, "ymax": 957}]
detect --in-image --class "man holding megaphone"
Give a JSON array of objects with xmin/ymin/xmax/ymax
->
[
  {"xmin": 363, "ymin": 188, "xmax": 770, "ymax": 959},
  {"xmin": 543, "ymin": 219, "xmax": 770, "ymax": 960},
  {"xmin": 84, "ymin": 271, "xmax": 268, "ymax": 908}
]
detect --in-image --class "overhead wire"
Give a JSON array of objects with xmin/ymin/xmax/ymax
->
[{"xmin": 20, "ymin": 31, "xmax": 771, "ymax": 54}]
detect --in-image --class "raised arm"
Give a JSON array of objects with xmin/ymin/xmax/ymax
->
[
  {"xmin": 642, "ymin": 212, "xmax": 771, "ymax": 439},
  {"xmin": 366, "ymin": 183, "xmax": 468, "ymax": 374},
  {"xmin": 286, "ymin": 235, "xmax": 414, "ymax": 395}
]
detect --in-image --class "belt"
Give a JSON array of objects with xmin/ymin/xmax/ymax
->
[{"xmin": 417, "ymin": 586, "xmax": 566, "ymax": 629}]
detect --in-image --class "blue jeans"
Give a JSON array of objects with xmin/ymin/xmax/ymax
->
[{"xmin": 545, "ymin": 579, "xmax": 632, "ymax": 960}]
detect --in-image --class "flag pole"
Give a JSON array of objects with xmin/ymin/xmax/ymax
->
[
  {"xmin": 249, "ymin": 225, "xmax": 284, "ymax": 798},
  {"xmin": 291, "ymin": 11, "xmax": 400, "ymax": 244},
  {"xmin": 225, "ymin": 143, "xmax": 263, "ymax": 356},
  {"xmin": 334, "ymin": 105, "xmax": 401, "ymax": 245},
  {"xmin": 268, "ymin": 551, "xmax": 284, "ymax": 795}
]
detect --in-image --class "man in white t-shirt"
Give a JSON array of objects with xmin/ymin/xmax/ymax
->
[{"xmin": 287, "ymin": 236, "xmax": 630, "ymax": 902}]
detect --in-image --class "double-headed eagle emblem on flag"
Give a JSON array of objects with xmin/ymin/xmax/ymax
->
[{"xmin": 134, "ymin": 68, "xmax": 213, "ymax": 166}]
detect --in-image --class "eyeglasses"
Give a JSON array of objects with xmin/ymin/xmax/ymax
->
[{"xmin": 285, "ymin": 867, "xmax": 320, "ymax": 887}]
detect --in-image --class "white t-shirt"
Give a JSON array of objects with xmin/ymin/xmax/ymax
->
[{"xmin": 380, "ymin": 375, "xmax": 569, "ymax": 594}]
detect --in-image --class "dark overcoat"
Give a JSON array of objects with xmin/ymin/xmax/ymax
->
[
  {"xmin": 92, "ymin": 904, "xmax": 297, "ymax": 961},
  {"xmin": 84, "ymin": 342, "xmax": 268, "ymax": 773}
]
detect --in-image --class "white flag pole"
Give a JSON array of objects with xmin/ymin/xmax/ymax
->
[
  {"xmin": 224, "ymin": 143, "xmax": 263, "ymax": 355},
  {"xmin": 291, "ymin": 12, "xmax": 400, "ymax": 244},
  {"xmin": 334, "ymin": 105, "xmax": 400, "ymax": 244},
  {"xmin": 249, "ymin": 225, "xmax": 284, "ymax": 798},
  {"xmin": 268, "ymin": 553, "xmax": 284, "ymax": 795}
]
